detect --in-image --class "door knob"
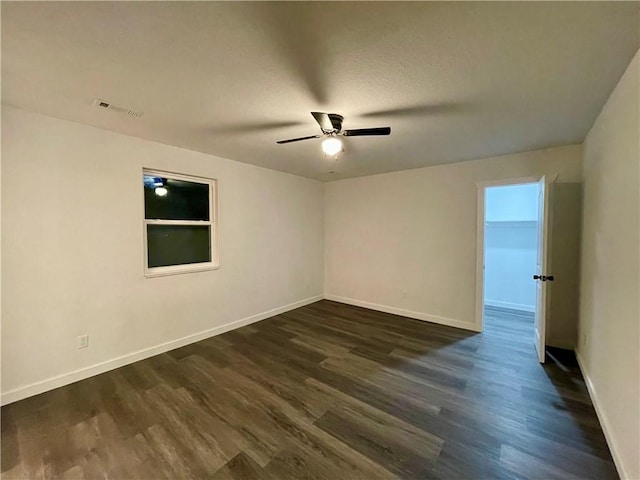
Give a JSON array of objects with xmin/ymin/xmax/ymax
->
[{"xmin": 533, "ymin": 275, "xmax": 554, "ymax": 281}]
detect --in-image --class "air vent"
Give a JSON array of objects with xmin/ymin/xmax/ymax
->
[{"xmin": 94, "ymin": 99, "xmax": 144, "ymax": 118}]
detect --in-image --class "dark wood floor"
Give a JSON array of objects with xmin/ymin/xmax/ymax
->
[{"xmin": 1, "ymin": 301, "xmax": 617, "ymax": 479}]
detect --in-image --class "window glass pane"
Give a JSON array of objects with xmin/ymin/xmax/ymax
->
[
  {"xmin": 147, "ymin": 225, "xmax": 211, "ymax": 268},
  {"xmin": 144, "ymin": 175, "xmax": 210, "ymax": 221}
]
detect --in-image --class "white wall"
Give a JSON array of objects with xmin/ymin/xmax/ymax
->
[
  {"xmin": 485, "ymin": 183, "xmax": 539, "ymax": 222},
  {"xmin": 1, "ymin": 106, "xmax": 324, "ymax": 404},
  {"xmin": 579, "ymin": 50, "xmax": 639, "ymax": 480},
  {"xmin": 483, "ymin": 224, "xmax": 537, "ymax": 312},
  {"xmin": 325, "ymin": 145, "xmax": 582, "ymax": 330},
  {"xmin": 483, "ymin": 184, "xmax": 538, "ymax": 312}
]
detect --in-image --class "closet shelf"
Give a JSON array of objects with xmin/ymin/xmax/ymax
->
[{"xmin": 485, "ymin": 220, "xmax": 537, "ymax": 228}]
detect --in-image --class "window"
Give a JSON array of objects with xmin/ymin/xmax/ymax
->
[{"xmin": 143, "ymin": 169, "xmax": 218, "ymax": 277}]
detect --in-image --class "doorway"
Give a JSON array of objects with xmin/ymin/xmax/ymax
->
[
  {"xmin": 484, "ymin": 182, "xmax": 538, "ymax": 335},
  {"xmin": 475, "ymin": 177, "xmax": 552, "ymax": 362}
]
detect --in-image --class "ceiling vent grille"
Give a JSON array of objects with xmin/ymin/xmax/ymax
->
[{"xmin": 94, "ymin": 99, "xmax": 144, "ymax": 118}]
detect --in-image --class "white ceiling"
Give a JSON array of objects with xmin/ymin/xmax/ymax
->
[{"xmin": 2, "ymin": 2, "xmax": 638, "ymax": 181}]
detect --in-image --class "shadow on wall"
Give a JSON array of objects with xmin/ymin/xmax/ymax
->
[{"xmin": 547, "ymin": 182, "xmax": 582, "ymax": 350}]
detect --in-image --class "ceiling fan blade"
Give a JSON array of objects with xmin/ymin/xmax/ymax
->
[
  {"xmin": 342, "ymin": 127, "xmax": 391, "ymax": 137},
  {"xmin": 209, "ymin": 120, "xmax": 304, "ymax": 134},
  {"xmin": 276, "ymin": 134, "xmax": 322, "ymax": 144},
  {"xmin": 311, "ymin": 112, "xmax": 334, "ymax": 132},
  {"xmin": 361, "ymin": 103, "xmax": 464, "ymax": 118}
]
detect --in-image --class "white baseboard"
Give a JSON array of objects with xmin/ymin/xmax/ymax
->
[
  {"xmin": 484, "ymin": 299, "xmax": 535, "ymax": 313},
  {"xmin": 0, "ymin": 295, "xmax": 323, "ymax": 406},
  {"xmin": 324, "ymin": 294, "xmax": 479, "ymax": 332},
  {"xmin": 575, "ymin": 351, "xmax": 627, "ymax": 480}
]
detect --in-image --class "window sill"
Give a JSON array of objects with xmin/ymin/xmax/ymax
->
[{"xmin": 144, "ymin": 262, "xmax": 220, "ymax": 278}]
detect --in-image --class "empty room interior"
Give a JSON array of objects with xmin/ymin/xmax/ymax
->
[{"xmin": 1, "ymin": 2, "xmax": 639, "ymax": 480}]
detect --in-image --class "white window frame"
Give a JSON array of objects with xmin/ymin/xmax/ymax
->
[{"xmin": 143, "ymin": 169, "xmax": 219, "ymax": 278}]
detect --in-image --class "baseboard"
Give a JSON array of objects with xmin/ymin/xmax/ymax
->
[
  {"xmin": 484, "ymin": 299, "xmax": 535, "ymax": 313},
  {"xmin": 324, "ymin": 294, "xmax": 479, "ymax": 332},
  {"xmin": 575, "ymin": 351, "xmax": 627, "ymax": 480},
  {"xmin": 0, "ymin": 295, "xmax": 323, "ymax": 406}
]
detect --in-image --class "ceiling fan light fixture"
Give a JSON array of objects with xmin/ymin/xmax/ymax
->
[{"xmin": 322, "ymin": 137, "xmax": 343, "ymax": 156}]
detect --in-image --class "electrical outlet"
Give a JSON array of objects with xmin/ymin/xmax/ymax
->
[{"xmin": 77, "ymin": 334, "xmax": 89, "ymax": 349}]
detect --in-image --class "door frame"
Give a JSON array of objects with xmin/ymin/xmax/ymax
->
[{"xmin": 474, "ymin": 176, "xmax": 552, "ymax": 332}]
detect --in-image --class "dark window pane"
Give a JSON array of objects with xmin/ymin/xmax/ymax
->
[
  {"xmin": 147, "ymin": 225, "xmax": 211, "ymax": 268},
  {"xmin": 144, "ymin": 176, "xmax": 210, "ymax": 221}
]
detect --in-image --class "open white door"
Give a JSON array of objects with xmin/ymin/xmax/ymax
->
[{"xmin": 534, "ymin": 176, "xmax": 552, "ymax": 363}]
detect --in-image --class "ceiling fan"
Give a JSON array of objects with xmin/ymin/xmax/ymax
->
[{"xmin": 276, "ymin": 112, "xmax": 391, "ymax": 156}]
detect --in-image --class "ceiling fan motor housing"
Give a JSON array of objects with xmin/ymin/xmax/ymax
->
[{"xmin": 276, "ymin": 112, "xmax": 390, "ymax": 144}]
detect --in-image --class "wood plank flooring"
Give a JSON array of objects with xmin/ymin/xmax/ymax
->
[{"xmin": 1, "ymin": 301, "xmax": 617, "ymax": 479}]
